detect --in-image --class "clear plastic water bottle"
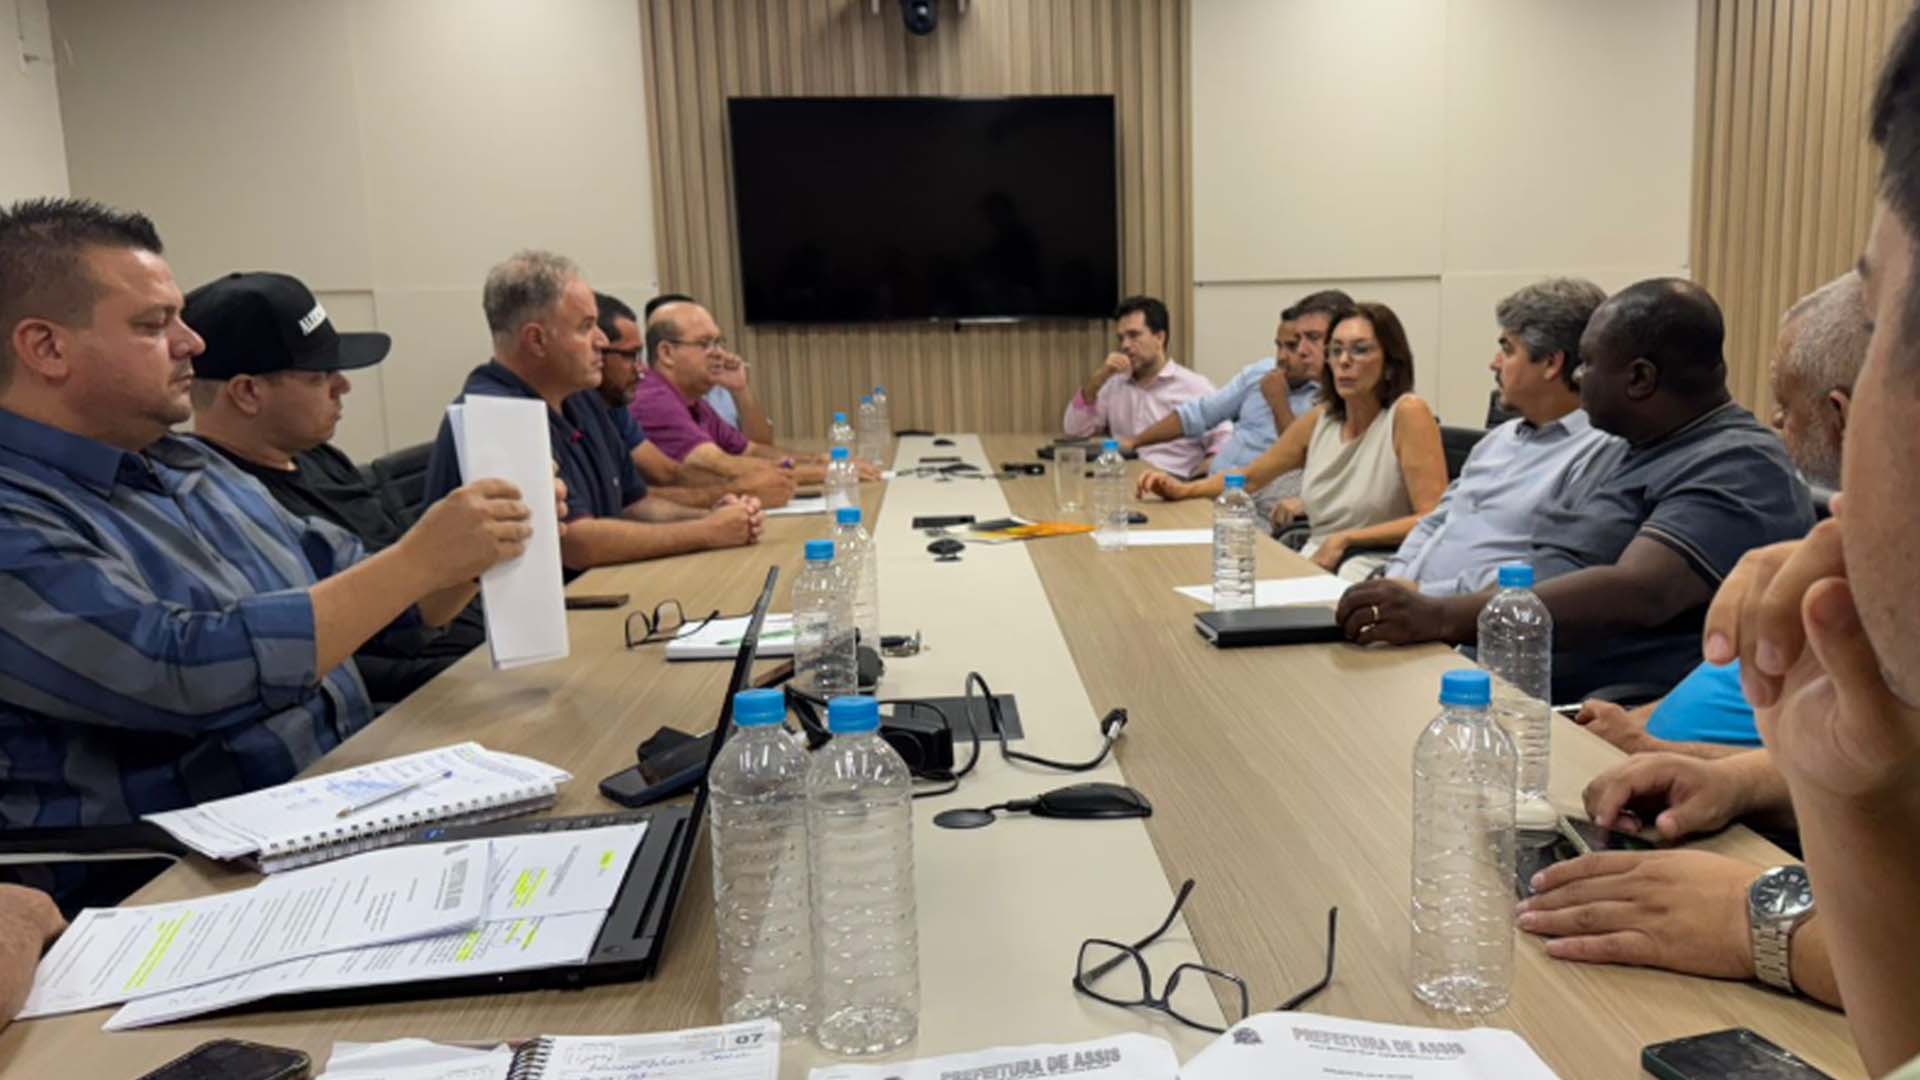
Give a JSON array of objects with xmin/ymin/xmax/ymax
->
[
  {"xmin": 870, "ymin": 385, "xmax": 891, "ymax": 462},
  {"xmin": 708, "ymin": 688, "xmax": 813, "ymax": 1034},
  {"xmin": 1212, "ymin": 473, "xmax": 1257, "ymax": 610},
  {"xmin": 1411, "ymin": 669, "xmax": 1517, "ymax": 1014},
  {"xmin": 833, "ymin": 506, "xmax": 879, "ymax": 652},
  {"xmin": 1091, "ymin": 438, "xmax": 1129, "ymax": 551},
  {"xmin": 829, "ymin": 411, "xmax": 855, "ymax": 456},
  {"xmin": 1477, "ymin": 564, "xmax": 1553, "ymax": 807},
  {"xmin": 856, "ymin": 395, "xmax": 883, "ymax": 470},
  {"xmin": 825, "ymin": 446, "xmax": 859, "ymax": 515},
  {"xmin": 794, "ymin": 540, "xmax": 856, "ymax": 702},
  {"xmin": 808, "ymin": 696, "xmax": 919, "ymax": 1055}
]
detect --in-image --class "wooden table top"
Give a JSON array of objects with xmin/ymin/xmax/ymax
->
[{"xmin": 0, "ymin": 434, "xmax": 1862, "ymax": 1080}]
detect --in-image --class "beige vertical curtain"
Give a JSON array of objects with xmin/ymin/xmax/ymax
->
[{"xmin": 1692, "ymin": 0, "xmax": 1908, "ymax": 412}]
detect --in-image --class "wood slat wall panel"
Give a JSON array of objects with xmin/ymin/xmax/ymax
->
[
  {"xmin": 639, "ymin": 0, "xmax": 1191, "ymax": 438},
  {"xmin": 1693, "ymin": 0, "xmax": 1900, "ymax": 413}
]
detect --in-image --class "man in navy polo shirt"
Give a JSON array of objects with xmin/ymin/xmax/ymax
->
[{"xmin": 423, "ymin": 251, "xmax": 760, "ymax": 572}]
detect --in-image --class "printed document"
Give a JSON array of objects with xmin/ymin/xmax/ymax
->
[
  {"xmin": 1126, "ymin": 529, "xmax": 1215, "ymax": 547},
  {"xmin": 454, "ymin": 395, "xmax": 570, "ymax": 670},
  {"xmin": 810, "ymin": 1033, "xmax": 1180, "ymax": 1080},
  {"xmin": 23, "ymin": 840, "xmax": 485, "ymax": 1018},
  {"xmin": 665, "ymin": 614, "xmax": 796, "ymax": 660},
  {"xmin": 106, "ymin": 824, "xmax": 648, "ymax": 1029},
  {"xmin": 1181, "ymin": 1013, "xmax": 1561, "ymax": 1080},
  {"xmin": 1174, "ymin": 577, "xmax": 1350, "ymax": 608}
]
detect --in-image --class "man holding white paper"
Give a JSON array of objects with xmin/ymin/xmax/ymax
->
[
  {"xmin": 0, "ymin": 199, "xmax": 557, "ymax": 906},
  {"xmin": 423, "ymin": 252, "xmax": 763, "ymax": 572}
]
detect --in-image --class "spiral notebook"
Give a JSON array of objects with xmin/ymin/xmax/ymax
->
[
  {"xmin": 145, "ymin": 743, "xmax": 570, "ymax": 873},
  {"xmin": 316, "ymin": 1020, "xmax": 779, "ymax": 1080}
]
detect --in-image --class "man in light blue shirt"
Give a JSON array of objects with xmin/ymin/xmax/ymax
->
[
  {"xmin": 1121, "ymin": 289, "xmax": 1352, "ymax": 490},
  {"xmin": 1386, "ymin": 279, "xmax": 1616, "ymax": 595}
]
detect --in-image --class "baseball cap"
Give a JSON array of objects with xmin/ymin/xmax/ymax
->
[{"xmin": 185, "ymin": 272, "xmax": 391, "ymax": 380}]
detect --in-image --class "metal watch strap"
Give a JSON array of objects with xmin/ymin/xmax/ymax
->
[{"xmin": 1754, "ymin": 917, "xmax": 1796, "ymax": 993}]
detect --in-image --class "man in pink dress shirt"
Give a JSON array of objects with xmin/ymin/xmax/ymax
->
[{"xmin": 1062, "ymin": 295, "xmax": 1228, "ymax": 478}]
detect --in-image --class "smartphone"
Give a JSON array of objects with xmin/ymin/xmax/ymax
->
[
  {"xmin": 565, "ymin": 593, "xmax": 629, "ymax": 610},
  {"xmin": 1515, "ymin": 815, "xmax": 1656, "ymax": 897},
  {"xmin": 912, "ymin": 514, "xmax": 976, "ymax": 529},
  {"xmin": 1642, "ymin": 1028, "xmax": 1834, "ymax": 1080},
  {"xmin": 137, "ymin": 1039, "xmax": 311, "ymax": 1080}
]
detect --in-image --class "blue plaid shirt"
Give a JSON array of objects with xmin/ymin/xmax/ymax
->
[{"xmin": 0, "ymin": 408, "xmax": 389, "ymax": 832}]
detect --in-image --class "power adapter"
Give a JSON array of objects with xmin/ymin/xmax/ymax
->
[{"xmin": 880, "ymin": 707, "xmax": 956, "ymax": 775}]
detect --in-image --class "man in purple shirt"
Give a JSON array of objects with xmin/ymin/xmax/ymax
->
[
  {"xmin": 630, "ymin": 300, "xmax": 865, "ymax": 486},
  {"xmin": 1063, "ymin": 295, "xmax": 1228, "ymax": 478}
]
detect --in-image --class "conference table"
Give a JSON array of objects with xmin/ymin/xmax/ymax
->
[{"xmin": 0, "ymin": 434, "xmax": 1862, "ymax": 1079}]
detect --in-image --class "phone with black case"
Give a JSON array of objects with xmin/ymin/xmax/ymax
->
[
  {"xmin": 137, "ymin": 1040, "xmax": 310, "ymax": 1080},
  {"xmin": 1642, "ymin": 1028, "xmax": 1833, "ymax": 1080}
]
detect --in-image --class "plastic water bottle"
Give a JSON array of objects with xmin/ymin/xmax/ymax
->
[
  {"xmin": 808, "ymin": 696, "xmax": 919, "ymax": 1055},
  {"xmin": 834, "ymin": 506, "xmax": 879, "ymax": 651},
  {"xmin": 794, "ymin": 540, "xmax": 856, "ymax": 702},
  {"xmin": 1477, "ymin": 564, "xmax": 1554, "ymax": 807},
  {"xmin": 1411, "ymin": 669, "xmax": 1517, "ymax": 1014},
  {"xmin": 829, "ymin": 411, "xmax": 855, "ymax": 456},
  {"xmin": 708, "ymin": 688, "xmax": 813, "ymax": 1034},
  {"xmin": 871, "ymin": 385, "xmax": 891, "ymax": 463},
  {"xmin": 1091, "ymin": 438, "xmax": 1129, "ymax": 551},
  {"xmin": 856, "ymin": 395, "xmax": 884, "ymax": 470},
  {"xmin": 1212, "ymin": 473, "xmax": 1256, "ymax": 610},
  {"xmin": 825, "ymin": 446, "xmax": 859, "ymax": 515}
]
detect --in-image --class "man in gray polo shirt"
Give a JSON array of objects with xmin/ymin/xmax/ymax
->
[
  {"xmin": 1338, "ymin": 278, "xmax": 1815, "ymax": 701},
  {"xmin": 1385, "ymin": 278, "xmax": 1616, "ymax": 595}
]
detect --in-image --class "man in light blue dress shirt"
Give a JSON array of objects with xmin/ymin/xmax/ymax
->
[
  {"xmin": 1121, "ymin": 289, "xmax": 1353, "ymax": 493},
  {"xmin": 1386, "ymin": 279, "xmax": 1617, "ymax": 595}
]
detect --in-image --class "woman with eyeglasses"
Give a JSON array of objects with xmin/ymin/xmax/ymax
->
[{"xmin": 1137, "ymin": 301, "xmax": 1448, "ymax": 578}]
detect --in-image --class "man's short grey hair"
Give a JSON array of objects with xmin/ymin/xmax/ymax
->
[
  {"xmin": 1495, "ymin": 277, "xmax": 1608, "ymax": 389},
  {"xmin": 1781, "ymin": 271, "xmax": 1870, "ymax": 395},
  {"xmin": 482, "ymin": 250, "xmax": 579, "ymax": 337}
]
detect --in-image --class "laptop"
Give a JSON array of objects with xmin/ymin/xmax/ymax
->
[{"xmin": 228, "ymin": 564, "xmax": 783, "ymax": 1014}]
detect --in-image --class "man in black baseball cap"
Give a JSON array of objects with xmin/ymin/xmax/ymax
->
[{"xmin": 187, "ymin": 271, "xmax": 485, "ymax": 702}]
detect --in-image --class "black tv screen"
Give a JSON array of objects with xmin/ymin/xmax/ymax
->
[{"xmin": 727, "ymin": 95, "xmax": 1118, "ymax": 325}]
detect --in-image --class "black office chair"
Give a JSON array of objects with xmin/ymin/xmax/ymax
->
[
  {"xmin": 367, "ymin": 441, "xmax": 436, "ymax": 525},
  {"xmin": 1440, "ymin": 425, "xmax": 1485, "ymax": 481}
]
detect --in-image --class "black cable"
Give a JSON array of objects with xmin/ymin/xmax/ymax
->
[{"xmin": 965, "ymin": 671, "xmax": 1125, "ymax": 772}]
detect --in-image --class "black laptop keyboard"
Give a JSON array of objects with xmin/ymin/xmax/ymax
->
[{"xmin": 400, "ymin": 810, "xmax": 652, "ymax": 846}]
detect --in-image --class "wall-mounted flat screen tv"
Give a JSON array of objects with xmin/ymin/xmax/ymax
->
[{"xmin": 727, "ymin": 95, "xmax": 1119, "ymax": 325}]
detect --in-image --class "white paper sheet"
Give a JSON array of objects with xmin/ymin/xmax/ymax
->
[
  {"xmin": 1126, "ymin": 529, "xmax": 1215, "ymax": 547},
  {"xmin": 104, "ymin": 825, "xmax": 648, "ymax": 1030},
  {"xmin": 24, "ymin": 840, "xmax": 486, "ymax": 1018},
  {"xmin": 107, "ymin": 910, "xmax": 605, "ymax": 1030},
  {"xmin": 454, "ymin": 396, "xmax": 570, "ymax": 670},
  {"xmin": 766, "ymin": 495, "xmax": 828, "ymax": 517},
  {"xmin": 321, "ymin": 1039, "xmax": 515, "ymax": 1080},
  {"xmin": 144, "ymin": 743, "xmax": 569, "ymax": 861},
  {"xmin": 810, "ymin": 1033, "xmax": 1179, "ymax": 1080},
  {"xmin": 535, "ymin": 1020, "xmax": 780, "ymax": 1080},
  {"xmin": 663, "ymin": 614, "xmax": 796, "ymax": 660},
  {"xmin": 1181, "ymin": 1014, "xmax": 1561, "ymax": 1080},
  {"xmin": 1174, "ymin": 576, "xmax": 1350, "ymax": 608}
]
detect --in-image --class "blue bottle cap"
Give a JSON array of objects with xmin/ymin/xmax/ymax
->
[
  {"xmin": 862, "ymin": 394, "xmax": 874, "ymax": 404},
  {"xmin": 831, "ymin": 446, "xmax": 850, "ymax": 461},
  {"xmin": 1103, "ymin": 439, "xmax": 1120, "ymax": 453},
  {"xmin": 733, "ymin": 688, "xmax": 786, "ymax": 728},
  {"xmin": 827, "ymin": 695, "xmax": 880, "ymax": 734},
  {"xmin": 834, "ymin": 411, "xmax": 847, "ymax": 423},
  {"xmin": 1223, "ymin": 473, "xmax": 1246, "ymax": 490},
  {"xmin": 836, "ymin": 506, "xmax": 862, "ymax": 526},
  {"xmin": 1497, "ymin": 564, "xmax": 1535, "ymax": 589},
  {"xmin": 875, "ymin": 385, "xmax": 887, "ymax": 394},
  {"xmin": 805, "ymin": 539, "xmax": 835, "ymax": 562},
  {"xmin": 1439, "ymin": 669, "xmax": 1492, "ymax": 708}
]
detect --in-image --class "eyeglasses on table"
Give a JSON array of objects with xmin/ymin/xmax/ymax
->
[
  {"xmin": 622, "ymin": 598, "xmax": 720, "ymax": 648},
  {"xmin": 1073, "ymin": 877, "xmax": 1337, "ymax": 1034}
]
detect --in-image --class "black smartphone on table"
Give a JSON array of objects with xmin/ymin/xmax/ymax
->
[
  {"xmin": 137, "ymin": 1040, "xmax": 311, "ymax": 1080},
  {"xmin": 1642, "ymin": 1028, "xmax": 1834, "ymax": 1079},
  {"xmin": 1515, "ymin": 814, "xmax": 1655, "ymax": 898},
  {"xmin": 566, "ymin": 593, "xmax": 629, "ymax": 610}
]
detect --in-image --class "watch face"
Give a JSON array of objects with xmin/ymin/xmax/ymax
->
[{"xmin": 1753, "ymin": 867, "xmax": 1815, "ymax": 917}]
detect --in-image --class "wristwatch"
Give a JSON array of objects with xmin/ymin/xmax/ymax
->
[{"xmin": 1748, "ymin": 864, "xmax": 1815, "ymax": 993}]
